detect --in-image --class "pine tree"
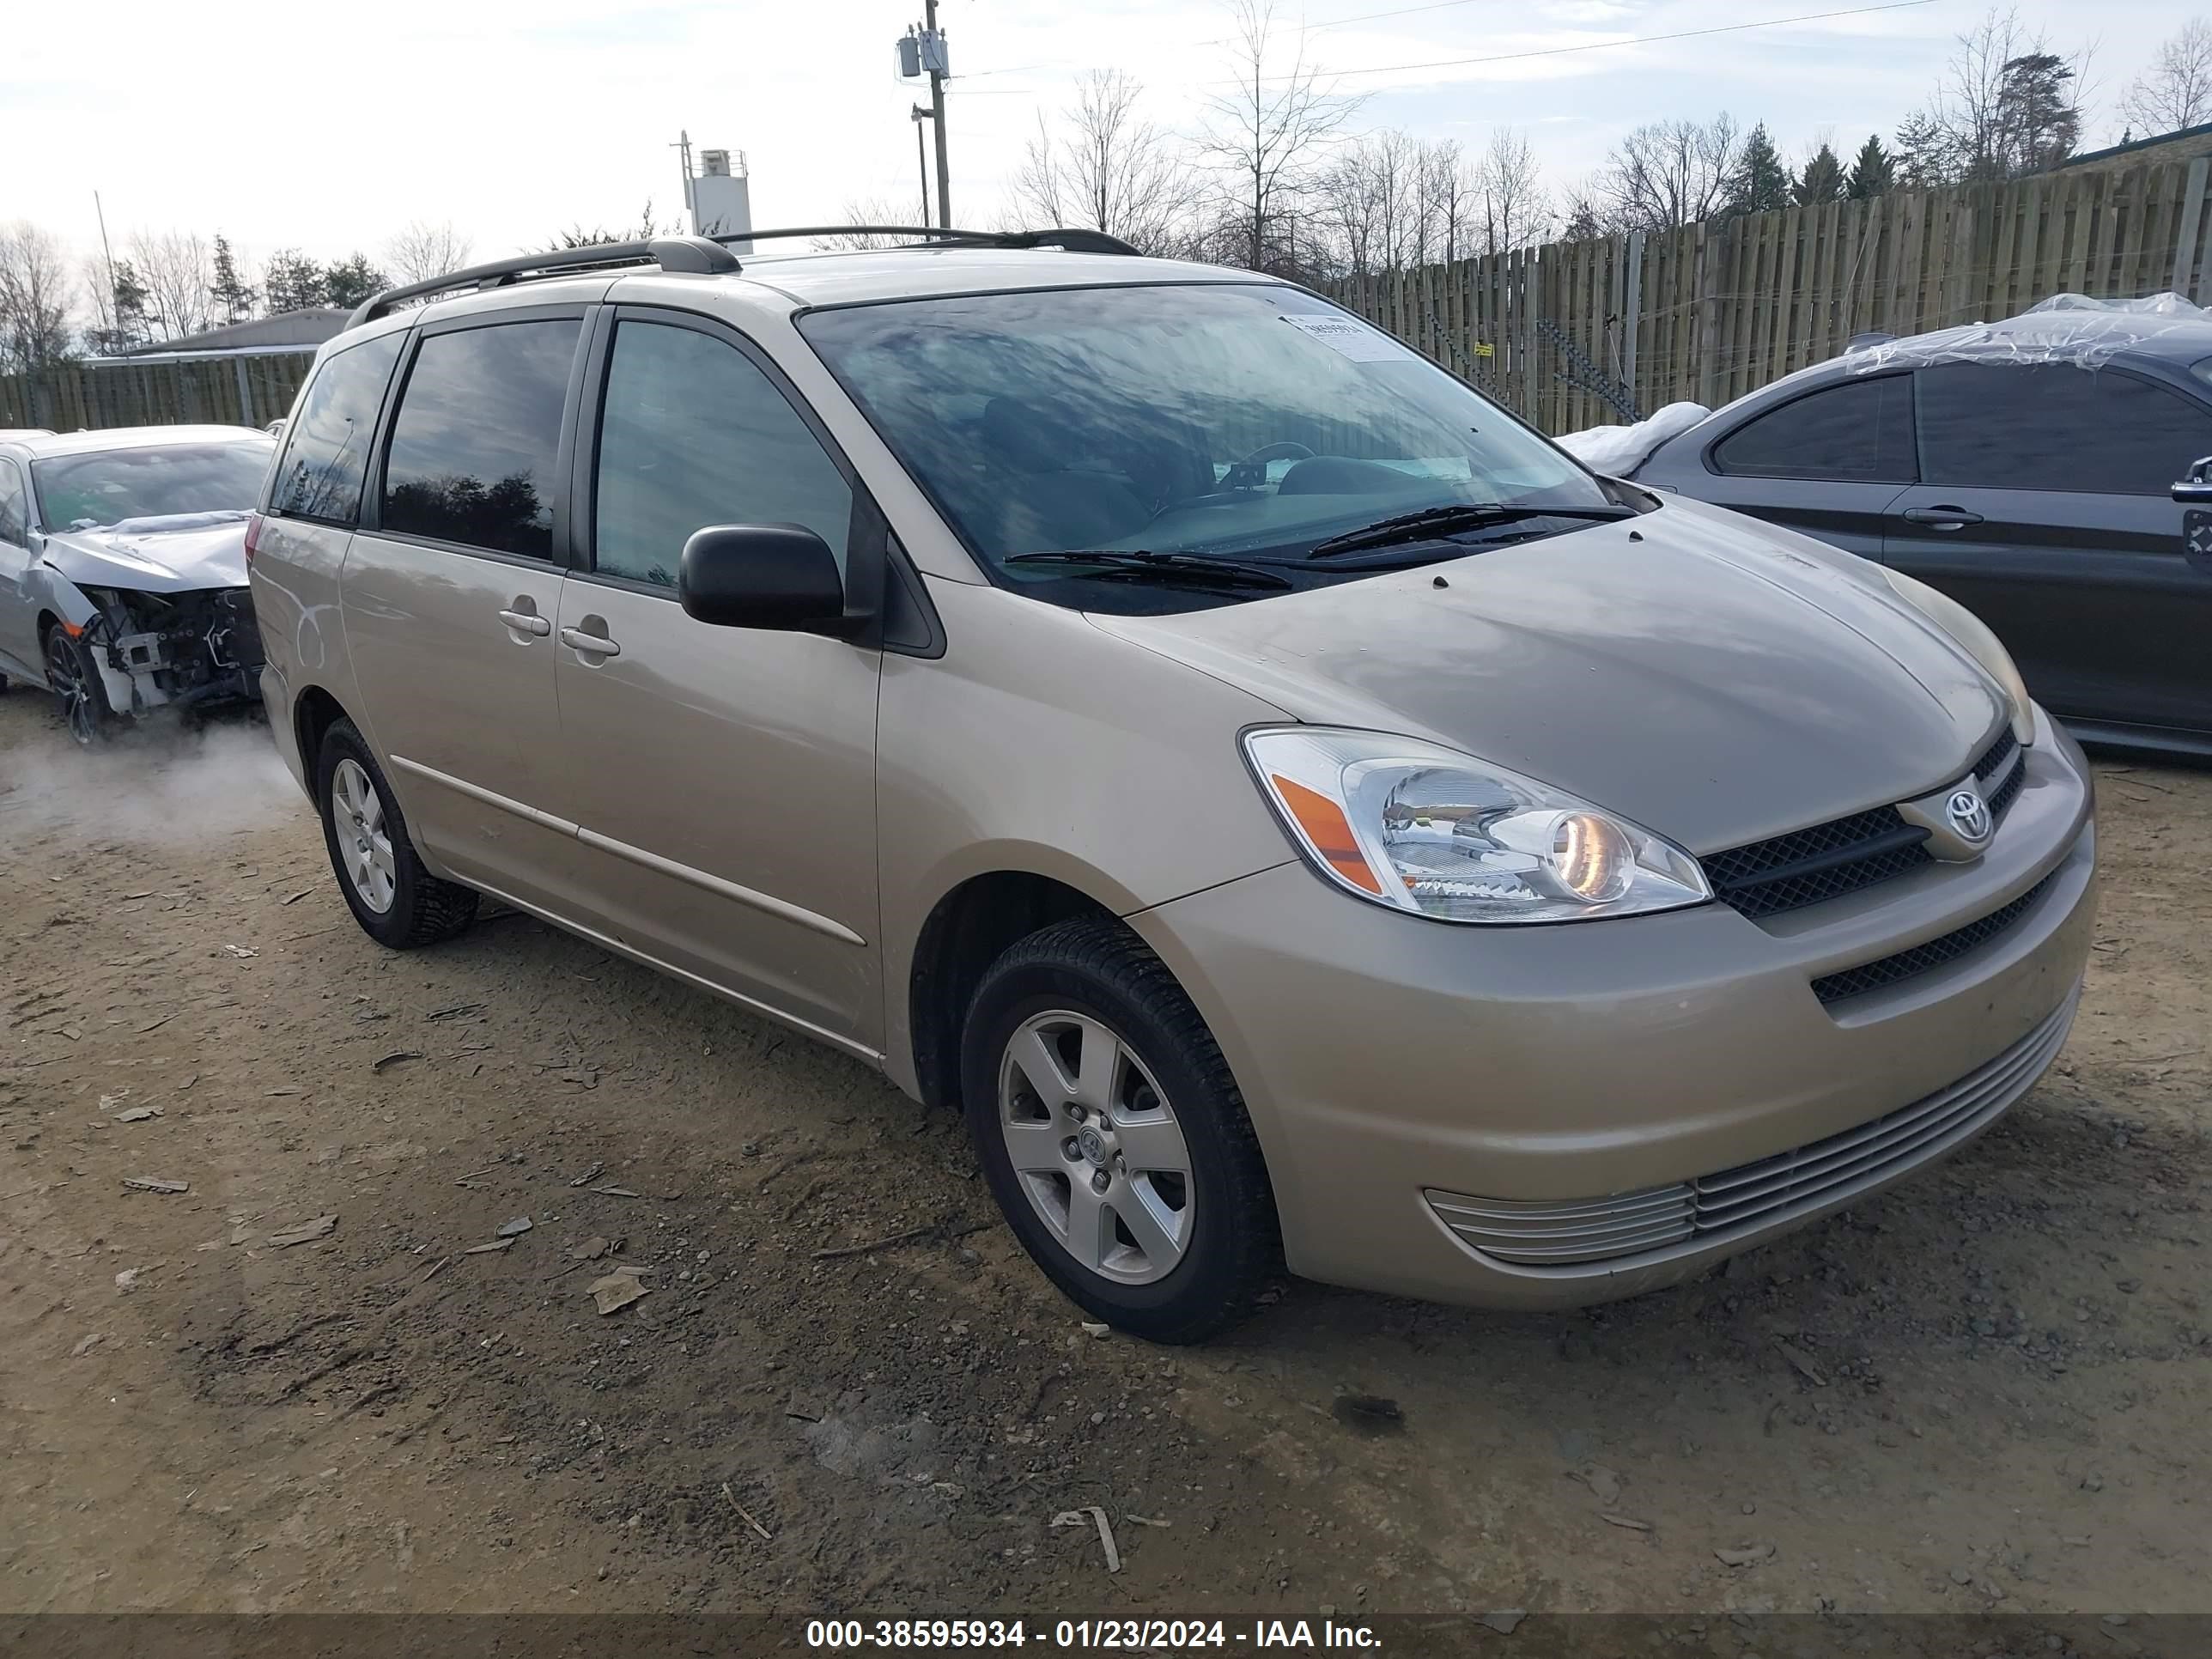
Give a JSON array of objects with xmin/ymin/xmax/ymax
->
[
  {"xmin": 262, "ymin": 250, "xmax": 325, "ymax": 313},
  {"xmin": 208, "ymin": 234, "xmax": 258, "ymax": 325},
  {"xmin": 1997, "ymin": 52, "xmax": 2080, "ymax": 173},
  {"xmin": 1727, "ymin": 124, "xmax": 1793, "ymax": 216},
  {"xmin": 319, "ymin": 253, "xmax": 391, "ymax": 311},
  {"xmin": 1846, "ymin": 134, "xmax": 1897, "ymax": 199},
  {"xmin": 1794, "ymin": 143, "xmax": 1846, "ymax": 206},
  {"xmin": 90, "ymin": 261, "xmax": 154, "ymax": 355}
]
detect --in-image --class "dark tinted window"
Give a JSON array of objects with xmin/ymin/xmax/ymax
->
[
  {"xmin": 1712, "ymin": 374, "xmax": 1915, "ymax": 482},
  {"xmin": 593, "ymin": 320, "xmax": 852, "ymax": 588},
  {"xmin": 0, "ymin": 459, "xmax": 26, "ymax": 544},
  {"xmin": 382, "ymin": 319, "xmax": 580, "ymax": 557},
  {"xmin": 1918, "ymin": 362, "xmax": 2212, "ymax": 495},
  {"xmin": 270, "ymin": 331, "xmax": 404, "ymax": 522}
]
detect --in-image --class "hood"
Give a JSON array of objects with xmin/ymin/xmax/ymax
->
[
  {"xmin": 1087, "ymin": 497, "xmax": 2008, "ymax": 855},
  {"xmin": 43, "ymin": 512, "xmax": 251, "ymax": 594}
]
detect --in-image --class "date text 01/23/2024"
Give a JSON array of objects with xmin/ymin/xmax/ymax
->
[{"xmin": 805, "ymin": 1620, "xmax": 1382, "ymax": 1650}]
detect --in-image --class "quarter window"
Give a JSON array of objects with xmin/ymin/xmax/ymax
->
[
  {"xmin": 0, "ymin": 459, "xmax": 27, "ymax": 544},
  {"xmin": 1917, "ymin": 362, "xmax": 2212, "ymax": 495},
  {"xmin": 1711, "ymin": 375, "xmax": 1916, "ymax": 483},
  {"xmin": 382, "ymin": 319, "xmax": 580, "ymax": 557},
  {"xmin": 270, "ymin": 331, "xmax": 404, "ymax": 523},
  {"xmin": 592, "ymin": 319, "xmax": 853, "ymax": 589}
]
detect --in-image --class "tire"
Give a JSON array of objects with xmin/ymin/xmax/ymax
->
[
  {"xmin": 42, "ymin": 627, "xmax": 116, "ymax": 747},
  {"xmin": 315, "ymin": 718, "xmax": 478, "ymax": 949},
  {"xmin": 960, "ymin": 916, "xmax": 1280, "ymax": 1344}
]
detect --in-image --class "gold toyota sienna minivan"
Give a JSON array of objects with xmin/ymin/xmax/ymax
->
[{"xmin": 248, "ymin": 228, "xmax": 2097, "ymax": 1341}]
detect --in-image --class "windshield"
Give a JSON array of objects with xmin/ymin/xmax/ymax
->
[
  {"xmin": 799, "ymin": 283, "xmax": 1615, "ymax": 610},
  {"xmin": 33, "ymin": 441, "xmax": 273, "ymax": 531}
]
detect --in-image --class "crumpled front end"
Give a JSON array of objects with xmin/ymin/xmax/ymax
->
[{"xmin": 75, "ymin": 584, "xmax": 266, "ymax": 717}]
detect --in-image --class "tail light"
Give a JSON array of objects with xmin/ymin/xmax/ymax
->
[{"xmin": 243, "ymin": 511, "xmax": 264, "ymax": 565}]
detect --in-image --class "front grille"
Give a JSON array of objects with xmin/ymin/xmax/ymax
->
[
  {"xmin": 1702, "ymin": 730, "xmax": 2023, "ymax": 921},
  {"xmin": 1426, "ymin": 988, "xmax": 2078, "ymax": 1270},
  {"xmin": 1810, "ymin": 872, "xmax": 2057, "ymax": 1005}
]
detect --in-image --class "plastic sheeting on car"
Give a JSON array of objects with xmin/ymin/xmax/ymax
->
[
  {"xmin": 1552, "ymin": 401, "xmax": 1711, "ymax": 476},
  {"xmin": 1843, "ymin": 291, "xmax": 2212, "ymax": 376}
]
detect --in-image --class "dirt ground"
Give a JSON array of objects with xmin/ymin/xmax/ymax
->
[{"xmin": 1, "ymin": 689, "xmax": 2205, "ymax": 1620}]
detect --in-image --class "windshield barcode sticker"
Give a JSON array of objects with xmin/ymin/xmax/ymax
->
[{"xmin": 1279, "ymin": 313, "xmax": 1413, "ymax": 362}]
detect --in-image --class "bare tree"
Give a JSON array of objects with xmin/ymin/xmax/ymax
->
[
  {"xmin": 1593, "ymin": 113, "xmax": 1743, "ymax": 232},
  {"xmin": 811, "ymin": 199, "xmax": 932, "ymax": 251},
  {"xmin": 2118, "ymin": 18, "xmax": 2212, "ymax": 136},
  {"xmin": 1895, "ymin": 7, "xmax": 2086, "ymax": 183},
  {"xmin": 1198, "ymin": 0, "xmax": 1360, "ymax": 273},
  {"xmin": 1475, "ymin": 127, "xmax": 1549, "ymax": 254},
  {"xmin": 1318, "ymin": 129, "xmax": 1428, "ymax": 276},
  {"xmin": 0, "ymin": 222, "xmax": 76, "ymax": 373},
  {"xmin": 386, "ymin": 220, "xmax": 475, "ymax": 284},
  {"xmin": 1011, "ymin": 70, "xmax": 1199, "ymax": 256},
  {"xmin": 126, "ymin": 230, "xmax": 215, "ymax": 340}
]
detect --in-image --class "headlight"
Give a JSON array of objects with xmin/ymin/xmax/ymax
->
[
  {"xmin": 1243, "ymin": 727, "xmax": 1711, "ymax": 924},
  {"xmin": 1881, "ymin": 568, "xmax": 2034, "ymax": 747}
]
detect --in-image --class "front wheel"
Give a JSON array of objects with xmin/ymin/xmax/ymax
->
[
  {"xmin": 42, "ymin": 629, "xmax": 114, "ymax": 746},
  {"xmin": 315, "ymin": 719, "xmax": 478, "ymax": 948},
  {"xmin": 961, "ymin": 917, "xmax": 1280, "ymax": 1343}
]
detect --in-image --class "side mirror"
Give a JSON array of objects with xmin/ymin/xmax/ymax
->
[
  {"xmin": 678, "ymin": 523, "xmax": 848, "ymax": 633},
  {"xmin": 2173, "ymin": 455, "xmax": 2212, "ymax": 505}
]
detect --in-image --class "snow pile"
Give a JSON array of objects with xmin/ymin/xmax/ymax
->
[{"xmin": 1553, "ymin": 401, "xmax": 1711, "ymax": 476}]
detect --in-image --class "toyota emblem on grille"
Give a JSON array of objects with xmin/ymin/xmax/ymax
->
[{"xmin": 1946, "ymin": 787, "xmax": 1993, "ymax": 844}]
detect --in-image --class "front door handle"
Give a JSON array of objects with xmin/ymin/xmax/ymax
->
[
  {"xmin": 1902, "ymin": 506, "xmax": 1984, "ymax": 531},
  {"xmin": 559, "ymin": 626, "xmax": 622, "ymax": 659},
  {"xmin": 497, "ymin": 607, "xmax": 552, "ymax": 637}
]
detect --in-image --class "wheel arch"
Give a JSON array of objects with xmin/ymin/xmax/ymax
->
[{"xmin": 292, "ymin": 684, "xmax": 351, "ymax": 789}]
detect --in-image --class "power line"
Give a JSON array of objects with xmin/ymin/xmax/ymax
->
[{"xmin": 1232, "ymin": 0, "xmax": 1942, "ymax": 85}]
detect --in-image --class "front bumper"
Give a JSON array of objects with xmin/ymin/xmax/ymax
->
[{"xmin": 1129, "ymin": 708, "xmax": 2098, "ymax": 1310}]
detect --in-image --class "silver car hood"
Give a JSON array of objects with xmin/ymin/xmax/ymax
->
[
  {"xmin": 1088, "ymin": 497, "xmax": 2008, "ymax": 854},
  {"xmin": 43, "ymin": 513, "xmax": 251, "ymax": 594}
]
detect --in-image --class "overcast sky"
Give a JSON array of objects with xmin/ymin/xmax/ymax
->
[{"xmin": 3, "ymin": 0, "xmax": 2195, "ymax": 289}]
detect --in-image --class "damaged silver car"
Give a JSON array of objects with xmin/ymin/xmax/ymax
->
[{"xmin": 0, "ymin": 426, "xmax": 275, "ymax": 744}]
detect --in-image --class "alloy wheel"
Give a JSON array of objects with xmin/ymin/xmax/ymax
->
[
  {"xmin": 331, "ymin": 758, "xmax": 398, "ymax": 915},
  {"xmin": 997, "ymin": 1010, "xmax": 1194, "ymax": 1285},
  {"xmin": 43, "ymin": 634, "xmax": 98, "ymax": 747}
]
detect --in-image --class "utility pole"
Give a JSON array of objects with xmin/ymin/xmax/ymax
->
[
  {"xmin": 910, "ymin": 106, "xmax": 933, "ymax": 226},
  {"xmin": 924, "ymin": 0, "xmax": 950, "ymax": 228},
  {"xmin": 671, "ymin": 129, "xmax": 695, "ymax": 228},
  {"xmin": 93, "ymin": 191, "xmax": 118, "ymax": 342},
  {"xmin": 896, "ymin": 9, "xmax": 951, "ymax": 228}
]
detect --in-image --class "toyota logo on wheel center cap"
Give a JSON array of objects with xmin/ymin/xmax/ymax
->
[{"xmin": 1946, "ymin": 786, "xmax": 1993, "ymax": 844}]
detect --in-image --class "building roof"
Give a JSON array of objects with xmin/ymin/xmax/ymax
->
[{"xmin": 126, "ymin": 309, "xmax": 352, "ymax": 356}]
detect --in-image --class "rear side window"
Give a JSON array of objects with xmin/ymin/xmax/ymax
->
[
  {"xmin": 270, "ymin": 331, "xmax": 404, "ymax": 523},
  {"xmin": 381, "ymin": 319, "xmax": 580, "ymax": 558},
  {"xmin": 0, "ymin": 459, "xmax": 26, "ymax": 544},
  {"xmin": 592, "ymin": 319, "xmax": 853, "ymax": 589},
  {"xmin": 1917, "ymin": 362, "xmax": 2212, "ymax": 495},
  {"xmin": 1711, "ymin": 375, "xmax": 1915, "ymax": 483}
]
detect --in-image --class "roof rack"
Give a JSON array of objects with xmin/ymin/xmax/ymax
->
[{"xmin": 345, "ymin": 225, "xmax": 1141, "ymax": 329}]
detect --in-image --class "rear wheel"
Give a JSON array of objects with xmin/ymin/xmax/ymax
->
[
  {"xmin": 42, "ymin": 628, "xmax": 113, "ymax": 747},
  {"xmin": 315, "ymin": 719, "xmax": 477, "ymax": 948},
  {"xmin": 961, "ymin": 917, "xmax": 1280, "ymax": 1343}
]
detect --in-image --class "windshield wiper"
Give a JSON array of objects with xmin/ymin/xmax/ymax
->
[
  {"xmin": 1004, "ymin": 550, "xmax": 1294, "ymax": 591},
  {"xmin": 1307, "ymin": 502, "xmax": 1632, "ymax": 559}
]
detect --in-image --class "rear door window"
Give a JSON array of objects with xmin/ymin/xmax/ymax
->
[
  {"xmin": 270, "ymin": 331, "xmax": 404, "ymax": 524},
  {"xmin": 1917, "ymin": 362, "xmax": 2212, "ymax": 495},
  {"xmin": 1711, "ymin": 375, "xmax": 1916, "ymax": 482},
  {"xmin": 381, "ymin": 319, "xmax": 581, "ymax": 558}
]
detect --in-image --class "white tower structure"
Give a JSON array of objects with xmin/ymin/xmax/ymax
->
[{"xmin": 679, "ymin": 135, "xmax": 753, "ymax": 252}]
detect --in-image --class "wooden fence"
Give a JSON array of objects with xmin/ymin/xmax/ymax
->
[
  {"xmin": 0, "ymin": 350, "xmax": 312, "ymax": 434},
  {"xmin": 1328, "ymin": 154, "xmax": 2212, "ymax": 434}
]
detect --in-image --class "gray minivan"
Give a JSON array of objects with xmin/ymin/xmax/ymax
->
[{"xmin": 248, "ymin": 229, "xmax": 2096, "ymax": 1340}]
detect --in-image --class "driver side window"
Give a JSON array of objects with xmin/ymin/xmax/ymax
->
[
  {"xmin": 0, "ymin": 459, "xmax": 27, "ymax": 546},
  {"xmin": 593, "ymin": 319, "xmax": 853, "ymax": 591}
]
